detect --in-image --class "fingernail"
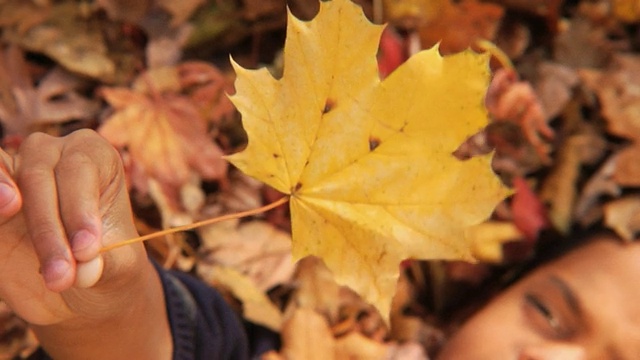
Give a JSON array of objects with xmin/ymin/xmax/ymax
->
[
  {"xmin": 43, "ymin": 258, "xmax": 71, "ymax": 290},
  {"xmin": 71, "ymin": 229, "xmax": 96, "ymax": 254},
  {"xmin": 75, "ymin": 256, "xmax": 104, "ymax": 289},
  {"xmin": 0, "ymin": 183, "xmax": 16, "ymax": 209}
]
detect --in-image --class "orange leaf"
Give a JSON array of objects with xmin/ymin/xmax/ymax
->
[{"xmin": 99, "ymin": 66, "xmax": 227, "ymax": 186}]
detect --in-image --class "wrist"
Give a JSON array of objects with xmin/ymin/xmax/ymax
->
[{"xmin": 32, "ymin": 256, "xmax": 172, "ymax": 360}]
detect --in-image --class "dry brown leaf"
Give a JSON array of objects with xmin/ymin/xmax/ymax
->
[
  {"xmin": 574, "ymin": 155, "xmax": 621, "ymax": 226},
  {"xmin": 604, "ymin": 196, "xmax": 640, "ymax": 242},
  {"xmin": 197, "ymin": 220, "xmax": 294, "ymax": 292},
  {"xmin": 0, "ymin": 46, "xmax": 99, "ymax": 136},
  {"xmin": 98, "ymin": 65, "xmax": 228, "ymax": 188},
  {"xmin": 156, "ymin": 0, "xmax": 206, "ymax": 27},
  {"xmin": 204, "ymin": 172, "xmax": 264, "ymax": 218},
  {"xmin": 281, "ymin": 308, "xmax": 336, "ymax": 360},
  {"xmin": 418, "ymin": 0, "xmax": 504, "ymax": 55},
  {"xmin": 486, "ymin": 68, "xmax": 554, "ymax": 162},
  {"xmin": 491, "ymin": 0, "xmax": 561, "ymax": 17},
  {"xmin": 178, "ymin": 61, "xmax": 236, "ymax": 124},
  {"xmin": 382, "ymin": 0, "xmax": 449, "ymax": 29},
  {"xmin": 96, "ymin": 0, "xmax": 151, "ymax": 23},
  {"xmin": 541, "ymin": 123, "xmax": 611, "ymax": 230},
  {"xmin": 0, "ymin": 0, "xmax": 50, "ymax": 35},
  {"xmin": 206, "ymin": 265, "xmax": 284, "ymax": 331},
  {"xmin": 580, "ymin": 55, "xmax": 640, "ymax": 140},
  {"xmin": 539, "ymin": 136, "xmax": 582, "ymax": 233},
  {"xmin": 4, "ymin": 2, "xmax": 115, "ymax": 80},
  {"xmin": 287, "ymin": 257, "xmax": 341, "ymax": 324},
  {"xmin": 554, "ymin": 16, "xmax": 613, "ymax": 68},
  {"xmin": 534, "ymin": 62, "xmax": 579, "ymax": 120},
  {"xmin": 242, "ymin": 0, "xmax": 286, "ymax": 21},
  {"xmin": 613, "ymin": 144, "xmax": 640, "ymax": 187},
  {"xmin": 139, "ymin": 15, "xmax": 193, "ymax": 68}
]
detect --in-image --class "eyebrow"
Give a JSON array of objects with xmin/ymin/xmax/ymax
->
[{"xmin": 548, "ymin": 275, "xmax": 583, "ymax": 318}]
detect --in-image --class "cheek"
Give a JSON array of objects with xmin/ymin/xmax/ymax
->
[{"xmin": 437, "ymin": 296, "xmax": 527, "ymax": 359}]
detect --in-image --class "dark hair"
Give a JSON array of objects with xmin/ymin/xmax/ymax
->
[{"xmin": 420, "ymin": 227, "xmax": 619, "ymax": 325}]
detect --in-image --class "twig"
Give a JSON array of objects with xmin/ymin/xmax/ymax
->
[{"xmin": 100, "ymin": 196, "xmax": 290, "ymax": 253}]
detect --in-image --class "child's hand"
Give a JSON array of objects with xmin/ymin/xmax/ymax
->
[{"xmin": 0, "ymin": 130, "xmax": 147, "ymax": 326}]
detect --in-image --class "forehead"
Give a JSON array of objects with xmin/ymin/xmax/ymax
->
[
  {"xmin": 547, "ymin": 239, "xmax": 640, "ymax": 290},
  {"xmin": 534, "ymin": 239, "xmax": 640, "ymax": 346}
]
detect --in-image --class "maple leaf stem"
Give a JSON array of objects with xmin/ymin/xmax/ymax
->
[
  {"xmin": 476, "ymin": 39, "xmax": 515, "ymax": 72},
  {"xmin": 100, "ymin": 196, "xmax": 290, "ymax": 253}
]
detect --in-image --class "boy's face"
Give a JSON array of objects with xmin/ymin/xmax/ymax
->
[{"xmin": 437, "ymin": 236, "xmax": 640, "ymax": 360}]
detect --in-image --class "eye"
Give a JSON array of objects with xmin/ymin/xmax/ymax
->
[{"xmin": 523, "ymin": 293, "xmax": 565, "ymax": 338}]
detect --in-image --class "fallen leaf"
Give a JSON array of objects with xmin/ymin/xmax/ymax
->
[
  {"xmin": 157, "ymin": 0, "xmax": 206, "ymax": 27},
  {"xmin": 280, "ymin": 308, "xmax": 336, "ymax": 360},
  {"xmin": 378, "ymin": 27, "xmax": 406, "ymax": 78},
  {"xmin": 382, "ymin": 0, "xmax": 449, "ymax": 29},
  {"xmin": 241, "ymin": 0, "xmax": 285, "ymax": 21},
  {"xmin": 554, "ymin": 16, "xmax": 613, "ymax": 69},
  {"xmin": 197, "ymin": 220, "xmax": 294, "ymax": 292},
  {"xmin": 5, "ymin": 1, "xmax": 115, "ymax": 80},
  {"xmin": 574, "ymin": 154, "xmax": 621, "ymax": 226},
  {"xmin": 492, "ymin": 0, "xmax": 561, "ymax": 17},
  {"xmin": 96, "ymin": 0, "xmax": 151, "ymax": 23},
  {"xmin": 287, "ymin": 257, "xmax": 341, "ymax": 323},
  {"xmin": 539, "ymin": 125, "xmax": 609, "ymax": 230},
  {"xmin": 580, "ymin": 55, "xmax": 640, "ymax": 140},
  {"xmin": 533, "ymin": 62, "xmax": 579, "ymax": 120},
  {"xmin": 139, "ymin": 14, "xmax": 193, "ymax": 68},
  {"xmin": 418, "ymin": 0, "xmax": 504, "ymax": 55},
  {"xmin": 613, "ymin": 144, "xmax": 640, "ymax": 187},
  {"xmin": 486, "ymin": 68, "xmax": 554, "ymax": 162},
  {"xmin": 539, "ymin": 135, "xmax": 582, "ymax": 233},
  {"xmin": 98, "ymin": 65, "xmax": 228, "ymax": 187},
  {"xmin": 465, "ymin": 221, "xmax": 522, "ymax": 263},
  {"xmin": 604, "ymin": 196, "xmax": 640, "ymax": 242},
  {"xmin": 205, "ymin": 265, "xmax": 284, "ymax": 331},
  {"xmin": 178, "ymin": 61, "xmax": 236, "ymax": 124},
  {"xmin": 0, "ymin": 45, "xmax": 100, "ymax": 136},
  {"xmin": 0, "ymin": 0, "xmax": 50, "ymax": 35},
  {"xmin": 511, "ymin": 176, "xmax": 549, "ymax": 241},
  {"xmin": 612, "ymin": 0, "xmax": 640, "ymax": 23},
  {"xmin": 227, "ymin": 0, "xmax": 510, "ymax": 319}
]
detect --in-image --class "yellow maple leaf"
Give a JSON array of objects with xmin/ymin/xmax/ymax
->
[{"xmin": 227, "ymin": 0, "xmax": 510, "ymax": 318}]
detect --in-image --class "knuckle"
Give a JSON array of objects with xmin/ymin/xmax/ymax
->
[
  {"xmin": 19, "ymin": 132, "xmax": 55, "ymax": 152},
  {"xmin": 66, "ymin": 130, "xmax": 120, "ymax": 164},
  {"xmin": 65, "ymin": 128, "xmax": 99, "ymax": 143},
  {"xmin": 16, "ymin": 166, "xmax": 50, "ymax": 185},
  {"xmin": 30, "ymin": 225, "xmax": 66, "ymax": 254},
  {"xmin": 56, "ymin": 150, "xmax": 95, "ymax": 172}
]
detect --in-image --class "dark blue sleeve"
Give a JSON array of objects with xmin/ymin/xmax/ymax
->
[
  {"xmin": 28, "ymin": 262, "xmax": 249, "ymax": 360},
  {"xmin": 155, "ymin": 262, "xmax": 250, "ymax": 360}
]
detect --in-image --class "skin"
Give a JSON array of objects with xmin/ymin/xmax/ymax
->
[
  {"xmin": 437, "ymin": 236, "xmax": 640, "ymax": 360},
  {"xmin": 0, "ymin": 130, "xmax": 172, "ymax": 359}
]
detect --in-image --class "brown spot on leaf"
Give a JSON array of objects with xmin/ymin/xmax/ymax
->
[
  {"xmin": 369, "ymin": 136, "xmax": 381, "ymax": 151},
  {"xmin": 273, "ymin": 153, "xmax": 280, "ymax": 158},
  {"xmin": 323, "ymin": 99, "xmax": 335, "ymax": 114}
]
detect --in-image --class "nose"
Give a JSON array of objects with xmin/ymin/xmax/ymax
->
[{"xmin": 519, "ymin": 343, "xmax": 586, "ymax": 360}]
